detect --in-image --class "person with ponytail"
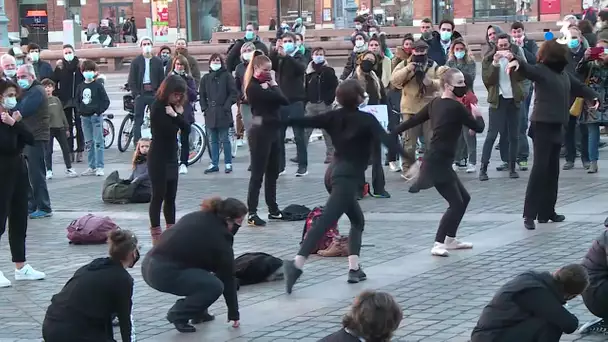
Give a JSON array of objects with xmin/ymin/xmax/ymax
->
[
  {"xmin": 243, "ymin": 52, "xmax": 289, "ymax": 227},
  {"xmin": 42, "ymin": 230, "xmax": 139, "ymax": 342},
  {"xmin": 142, "ymin": 197, "xmax": 247, "ymax": 333}
]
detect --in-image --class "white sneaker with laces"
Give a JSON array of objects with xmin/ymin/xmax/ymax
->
[
  {"xmin": 452, "ymin": 163, "xmax": 459, "ymax": 171},
  {"xmin": 466, "ymin": 164, "xmax": 477, "ymax": 173},
  {"xmin": 65, "ymin": 168, "xmax": 79, "ymax": 177},
  {"xmin": 389, "ymin": 161, "xmax": 401, "ymax": 172},
  {"xmin": 0, "ymin": 271, "xmax": 11, "ymax": 288},
  {"xmin": 81, "ymin": 168, "xmax": 96, "ymax": 176},
  {"xmin": 431, "ymin": 242, "xmax": 449, "ymax": 257},
  {"xmin": 95, "ymin": 168, "xmax": 105, "ymax": 177},
  {"xmin": 179, "ymin": 164, "xmax": 188, "ymax": 174},
  {"xmin": 14, "ymin": 264, "xmax": 46, "ymax": 281},
  {"xmin": 46, "ymin": 170, "xmax": 53, "ymax": 180},
  {"xmin": 444, "ymin": 236, "xmax": 473, "ymax": 250}
]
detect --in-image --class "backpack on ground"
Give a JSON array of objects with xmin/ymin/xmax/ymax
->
[
  {"xmin": 301, "ymin": 207, "xmax": 340, "ymax": 254},
  {"xmin": 102, "ymin": 171, "xmax": 135, "ymax": 204},
  {"xmin": 67, "ymin": 214, "xmax": 119, "ymax": 244},
  {"xmin": 234, "ymin": 252, "xmax": 284, "ymax": 286},
  {"xmin": 281, "ymin": 204, "xmax": 311, "ymax": 221}
]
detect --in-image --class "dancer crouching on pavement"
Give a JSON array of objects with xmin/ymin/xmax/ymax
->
[
  {"xmin": 244, "ymin": 51, "xmax": 289, "ymax": 227},
  {"xmin": 142, "ymin": 197, "xmax": 247, "ymax": 333},
  {"xmin": 0, "ymin": 79, "xmax": 46, "ymax": 287},
  {"xmin": 42, "ymin": 230, "xmax": 139, "ymax": 342},
  {"xmin": 148, "ymin": 75, "xmax": 190, "ymax": 245},
  {"xmin": 270, "ymin": 79, "xmax": 406, "ymax": 293},
  {"xmin": 392, "ymin": 68, "xmax": 485, "ymax": 257},
  {"xmin": 506, "ymin": 39, "xmax": 599, "ymax": 230}
]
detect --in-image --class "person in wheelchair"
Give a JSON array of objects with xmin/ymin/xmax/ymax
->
[{"xmin": 102, "ymin": 138, "xmax": 151, "ymax": 204}]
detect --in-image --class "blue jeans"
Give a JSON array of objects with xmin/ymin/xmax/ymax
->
[
  {"xmin": 209, "ymin": 127, "xmax": 232, "ymax": 166},
  {"xmin": 81, "ymin": 115, "xmax": 104, "ymax": 169},
  {"xmin": 588, "ymin": 123, "xmax": 601, "ymax": 162},
  {"xmin": 25, "ymin": 141, "xmax": 52, "ymax": 213}
]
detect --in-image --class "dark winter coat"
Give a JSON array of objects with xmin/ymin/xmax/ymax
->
[
  {"xmin": 305, "ymin": 61, "xmax": 338, "ymax": 106},
  {"xmin": 226, "ymin": 37, "xmax": 269, "ymax": 72},
  {"xmin": 32, "ymin": 60, "xmax": 53, "ymax": 81},
  {"xmin": 166, "ymin": 51, "xmax": 201, "ymax": 84},
  {"xmin": 270, "ymin": 50, "xmax": 307, "ymax": 103},
  {"xmin": 427, "ymin": 30, "xmax": 463, "ymax": 66},
  {"xmin": 234, "ymin": 61, "xmax": 248, "ymax": 104},
  {"xmin": 170, "ymin": 71, "xmax": 198, "ymax": 124},
  {"xmin": 51, "ymin": 56, "xmax": 85, "ymax": 107},
  {"xmin": 199, "ymin": 68, "xmax": 237, "ymax": 129},
  {"xmin": 582, "ymin": 230, "xmax": 608, "ymax": 317}
]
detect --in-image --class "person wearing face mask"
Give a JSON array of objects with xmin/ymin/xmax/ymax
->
[
  {"xmin": 142, "ymin": 197, "xmax": 247, "ymax": 333},
  {"xmin": 426, "ymin": 19, "xmax": 462, "ymax": 67},
  {"xmin": 295, "ymin": 33, "xmax": 312, "ymax": 63},
  {"xmin": 350, "ymin": 16, "xmax": 367, "ymax": 43},
  {"xmin": 8, "ymin": 47, "xmax": 26, "ymax": 68},
  {"xmin": 52, "ymin": 44, "xmax": 85, "ymax": 162},
  {"xmin": 169, "ymin": 55, "xmax": 198, "ymax": 175},
  {"xmin": 292, "ymin": 17, "xmax": 306, "ymax": 35},
  {"xmin": 127, "ymin": 37, "xmax": 165, "ymax": 145},
  {"xmin": 341, "ymin": 32, "xmax": 369, "ymax": 81},
  {"xmin": 419, "ymin": 18, "xmax": 436, "ymax": 44},
  {"xmin": 392, "ymin": 68, "xmax": 484, "ymax": 256},
  {"xmin": 167, "ymin": 38, "xmax": 201, "ymax": 83},
  {"xmin": 42, "ymin": 230, "xmax": 139, "ymax": 342},
  {"xmin": 367, "ymin": 25, "xmax": 393, "ymax": 59},
  {"xmin": 26, "ymin": 43, "xmax": 52, "ymax": 80},
  {"xmin": 1, "ymin": 54, "xmax": 18, "ymax": 81},
  {"xmin": 235, "ymin": 43, "xmax": 257, "ymax": 171},
  {"xmin": 227, "ymin": 22, "xmax": 269, "ymax": 72},
  {"xmin": 158, "ymin": 46, "xmax": 172, "ymax": 73},
  {"xmin": 199, "ymin": 54, "xmax": 238, "ymax": 174},
  {"xmin": 392, "ymin": 34, "xmax": 414, "ymax": 70},
  {"xmin": 304, "ymin": 47, "xmax": 338, "ymax": 163}
]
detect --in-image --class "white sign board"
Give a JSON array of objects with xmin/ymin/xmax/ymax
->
[
  {"xmin": 359, "ymin": 104, "xmax": 389, "ymax": 132},
  {"xmin": 62, "ymin": 20, "xmax": 75, "ymax": 48}
]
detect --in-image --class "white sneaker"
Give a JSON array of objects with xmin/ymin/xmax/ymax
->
[
  {"xmin": 452, "ymin": 163, "xmax": 459, "ymax": 171},
  {"xmin": 95, "ymin": 168, "xmax": 105, "ymax": 177},
  {"xmin": 0, "ymin": 271, "xmax": 11, "ymax": 288},
  {"xmin": 431, "ymin": 242, "xmax": 449, "ymax": 257},
  {"xmin": 466, "ymin": 164, "xmax": 477, "ymax": 173},
  {"xmin": 46, "ymin": 170, "xmax": 53, "ymax": 180},
  {"xmin": 14, "ymin": 264, "xmax": 46, "ymax": 281},
  {"xmin": 444, "ymin": 236, "xmax": 473, "ymax": 250},
  {"xmin": 65, "ymin": 168, "xmax": 79, "ymax": 177},
  {"xmin": 279, "ymin": 170, "xmax": 286, "ymax": 176},
  {"xmin": 81, "ymin": 168, "xmax": 96, "ymax": 176},
  {"xmin": 389, "ymin": 161, "xmax": 401, "ymax": 172},
  {"xmin": 236, "ymin": 139, "xmax": 244, "ymax": 147},
  {"xmin": 179, "ymin": 164, "xmax": 188, "ymax": 174}
]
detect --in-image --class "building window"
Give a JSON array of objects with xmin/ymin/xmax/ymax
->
[
  {"xmin": 241, "ymin": 0, "xmax": 259, "ymax": 30},
  {"xmin": 279, "ymin": 0, "xmax": 315, "ymax": 26},
  {"xmin": 189, "ymin": 0, "xmax": 221, "ymax": 41},
  {"xmin": 366, "ymin": 0, "xmax": 413, "ymax": 26},
  {"xmin": 473, "ymin": 0, "xmax": 515, "ymax": 18}
]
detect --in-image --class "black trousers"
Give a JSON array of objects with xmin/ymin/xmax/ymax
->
[
  {"xmin": 583, "ymin": 282, "xmax": 608, "ymax": 320},
  {"xmin": 246, "ymin": 126, "xmax": 280, "ymax": 214},
  {"xmin": 148, "ymin": 166, "xmax": 178, "ymax": 228},
  {"xmin": 523, "ymin": 123, "xmax": 561, "ymax": 220},
  {"xmin": 134, "ymin": 92, "xmax": 156, "ymax": 144},
  {"xmin": 141, "ymin": 256, "xmax": 223, "ymax": 323},
  {"xmin": 361, "ymin": 139, "xmax": 385, "ymax": 194},
  {"xmin": 64, "ymin": 107, "xmax": 84, "ymax": 153},
  {"xmin": 434, "ymin": 174, "xmax": 471, "ymax": 243},
  {"xmin": 481, "ymin": 96, "xmax": 519, "ymax": 165},
  {"xmin": 387, "ymin": 89, "xmax": 402, "ymax": 163},
  {"xmin": 46, "ymin": 127, "xmax": 73, "ymax": 170},
  {"xmin": 496, "ymin": 318, "xmax": 562, "ymax": 342},
  {"xmin": 0, "ymin": 155, "xmax": 29, "ymax": 263},
  {"xmin": 179, "ymin": 124, "xmax": 191, "ymax": 166},
  {"xmin": 299, "ymin": 162, "xmax": 364, "ymax": 257},
  {"xmin": 565, "ymin": 115, "xmax": 589, "ymax": 163},
  {"xmin": 42, "ymin": 319, "xmax": 110, "ymax": 342}
]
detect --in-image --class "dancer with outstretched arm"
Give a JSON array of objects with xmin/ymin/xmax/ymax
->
[
  {"xmin": 392, "ymin": 68, "xmax": 485, "ymax": 257},
  {"xmin": 253, "ymin": 79, "xmax": 407, "ymax": 294}
]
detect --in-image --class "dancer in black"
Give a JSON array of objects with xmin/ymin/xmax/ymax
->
[
  {"xmin": 392, "ymin": 68, "xmax": 485, "ymax": 257},
  {"xmin": 279, "ymin": 80, "xmax": 407, "ymax": 293},
  {"xmin": 147, "ymin": 75, "xmax": 189, "ymax": 245},
  {"xmin": 244, "ymin": 52, "xmax": 290, "ymax": 227}
]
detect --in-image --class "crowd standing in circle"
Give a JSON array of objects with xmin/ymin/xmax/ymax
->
[{"xmin": 4, "ymin": 10, "xmax": 608, "ymax": 340}]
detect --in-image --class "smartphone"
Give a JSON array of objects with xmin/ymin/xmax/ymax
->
[{"xmin": 589, "ymin": 47, "xmax": 604, "ymax": 60}]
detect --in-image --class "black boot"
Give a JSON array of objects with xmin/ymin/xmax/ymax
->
[
  {"xmin": 524, "ymin": 217, "xmax": 536, "ymax": 230},
  {"xmin": 479, "ymin": 163, "xmax": 489, "ymax": 181},
  {"xmin": 173, "ymin": 321, "xmax": 196, "ymax": 333},
  {"xmin": 509, "ymin": 162, "xmax": 520, "ymax": 179},
  {"xmin": 191, "ymin": 310, "xmax": 215, "ymax": 324}
]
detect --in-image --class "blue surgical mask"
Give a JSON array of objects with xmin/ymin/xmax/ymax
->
[
  {"xmin": 210, "ymin": 63, "xmax": 221, "ymax": 71},
  {"xmin": 83, "ymin": 71, "xmax": 95, "ymax": 80},
  {"xmin": 312, "ymin": 55, "xmax": 325, "ymax": 64},
  {"xmin": 454, "ymin": 51, "xmax": 466, "ymax": 59},
  {"xmin": 17, "ymin": 79, "xmax": 30, "ymax": 89},
  {"xmin": 440, "ymin": 31, "xmax": 452, "ymax": 41},
  {"xmin": 16, "ymin": 59, "xmax": 24, "ymax": 67},
  {"xmin": 568, "ymin": 39, "xmax": 580, "ymax": 49},
  {"xmin": 3, "ymin": 96, "xmax": 17, "ymax": 110},
  {"xmin": 245, "ymin": 31, "xmax": 255, "ymax": 40},
  {"xmin": 64, "ymin": 53, "xmax": 74, "ymax": 62},
  {"xmin": 283, "ymin": 42, "xmax": 295, "ymax": 54},
  {"xmin": 3, "ymin": 69, "xmax": 16, "ymax": 78}
]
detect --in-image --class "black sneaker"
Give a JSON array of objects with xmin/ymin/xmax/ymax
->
[
  {"xmin": 580, "ymin": 318, "xmax": 608, "ymax": 334},
  {"xmin": 347, "ymin": 267, "xmax": 367, "ymax": 284},
  {"xmin": 289, "ymin": 157, "xmax": 299, "ymax": 164},
  {"xmin": 248, "ymin": 214, "xmax": 266, "ymax": 226},
  {"xmin": 268, "ymin": 210, "xmax": 283, "ymax": 220},
  {"xmin": 509, "ymin": 170, "xmax": 520, "ymax": 179},
  {"xmin": 191, "ymin": 311, "xmax": 215, "ymax": 324},
  {"xmin": 173, "ymin": 321, "xmax": 196, "ymax": 333},
  {"xmin": 496, "ymin": 162, "xmax": 509, "ymax": 171},
  {"xmin": 538, "ymin": 214, "xmax": 566, "ymax": 224},
  {"xmin": 283, "ymin": 260, "xmax": 303, "ymax": 294},
  {"xmin": 295, "ymin": 167, "xmax": 308, "ymax": 177},
  {"xmin": 524, "ymin": 217, "xmax": 536, "ymax": 230}
]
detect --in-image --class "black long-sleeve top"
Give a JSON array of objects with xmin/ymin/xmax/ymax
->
[
  {"xmin": 147, "ymin": 100, "xmax": 189, "ymax": 169},
  {"xmin": 43, "ymin": 257, "xmax": 134, "ymax": 342},
  {"xmin": 148, "ymin": 211, "xmax": 240, "ymax": 320},
  {"xmin": 287, "ymin": 108, "xmax": 406, "ymax": 173},
  {"xmin": 0, "ymin": 120, "xmax": 34, "ymax": 156},
  {"xmin": 393, "ymin": 97, "xmax": 485, "ymax": 162},
  {"xmin": 245, "ymin": 78, "xmax": 289, "ymax": 128}
]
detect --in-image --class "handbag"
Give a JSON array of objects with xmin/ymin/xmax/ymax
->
[{"xmin": 570, "ymin": 67, "xmax": 593, "ymax": 117}]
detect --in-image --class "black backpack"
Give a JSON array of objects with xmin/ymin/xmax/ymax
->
[
  {"xmin": 281, "ymin": 204, "xmax": 311, "ymax": 221},
  {"xmin": 234, "ymin": 252, "xmax": 283, "ymax": 286}
]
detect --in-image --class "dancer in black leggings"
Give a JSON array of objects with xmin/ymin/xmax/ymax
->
[
  {"xmin": 392, "ymin": 68, "xmax": 485, "ymax": 257},
  {"xmin": 277, "ymin": 79, "xmax": 406, "ymax": 294},
  {"xmin": 148, "ymin": 75, "xmax": 189, "ymax": 245}
]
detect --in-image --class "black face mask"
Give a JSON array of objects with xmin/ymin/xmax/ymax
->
[
  {"xmin": 451, "ymin": 85, "xmax": 468, "ymax": 98},
  {"xmin": 130, "ymin": 248, "xmax": 140, "ymax": 268},
  {"xmin": 360, "ymin": 60, "xmax": 374, "ymax": 73},
  {"xmin": 412, "ymin": 54, "xmax": 426, "ymax": 63},
  {"xmin": 231, "ymin": 223, "xmax": 241, "ymax": 236}
]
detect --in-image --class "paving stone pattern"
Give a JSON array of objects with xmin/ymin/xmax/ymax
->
[{"xmin": 2, "ymin": 71, "xmax": 608, "ymax": 341}]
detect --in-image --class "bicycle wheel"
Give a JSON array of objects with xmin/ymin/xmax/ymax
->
[
  {"xmin": 103, "ymin": 118, "xmax": 115, "ymax": 149},
  {"xmin": 118, "ymin": 114, "xmax": 134, "ymax": 152},
  {"xmin": 186, "ymin": 124, "xmax": 207, "ymax": 166}
]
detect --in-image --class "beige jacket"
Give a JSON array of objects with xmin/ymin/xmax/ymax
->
[
  {"xmin": 390, "ymin": 58, "xmax": 447, "ymax": 114},
  {"xmin": 380, "ymin": 55, "xmax": 392, "ymax": 88}
]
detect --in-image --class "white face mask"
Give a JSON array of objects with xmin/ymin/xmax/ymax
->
[
  {"xmin": 355, "ymin": 40, "xmax": 364, "ymax": 48},
  {"xmin": 142, "ymin": 45, "xmax": 152, "ymax": 54},
  {"xmin": 242, "ymin": 52, "xmax": 253, "ymax": 61}
]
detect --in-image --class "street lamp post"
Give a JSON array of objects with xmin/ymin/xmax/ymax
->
[{"xmin": 0, "ymin": 0, "xmax": 9, "ymax": 47}]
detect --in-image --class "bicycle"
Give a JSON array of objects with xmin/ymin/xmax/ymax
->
[
  {"xmin": 103, "ymin": 113, "xmax": 115, "ymax": 149},
  {"xmin": 178, "ymin": 122, "xmax": 208, "ymax": 166}
]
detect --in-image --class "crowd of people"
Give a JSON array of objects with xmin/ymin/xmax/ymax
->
[{"xmin": 3, "ymin": 7, "xmax": 608, "ymax": 341}]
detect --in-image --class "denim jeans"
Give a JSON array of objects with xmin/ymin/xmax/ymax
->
[
  {"xmin": 25, "ymin": 141, "xmax": 52, "ymax": 213},
  {"xmin": 588, "ymin": 123, "xmax": 601, "ymax": 162},
  {"xmin": 209, "ymin": 127, "xmax": 232, "ymax": 166},
  {"xmin": 81, "ymin": 115, "xmax": 104, "ymax": 169},
  {"xmin": 279, "ymin": 101, "xmax": 308, "ymax": 170},
  {"xmin": 134, "ymin": 92, "xmax": 155, "ymax": 144}
]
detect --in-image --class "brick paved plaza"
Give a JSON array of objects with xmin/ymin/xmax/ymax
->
[{"xmin": 1, "ymin": 71, "xmax": 608, "ymax": 341}]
